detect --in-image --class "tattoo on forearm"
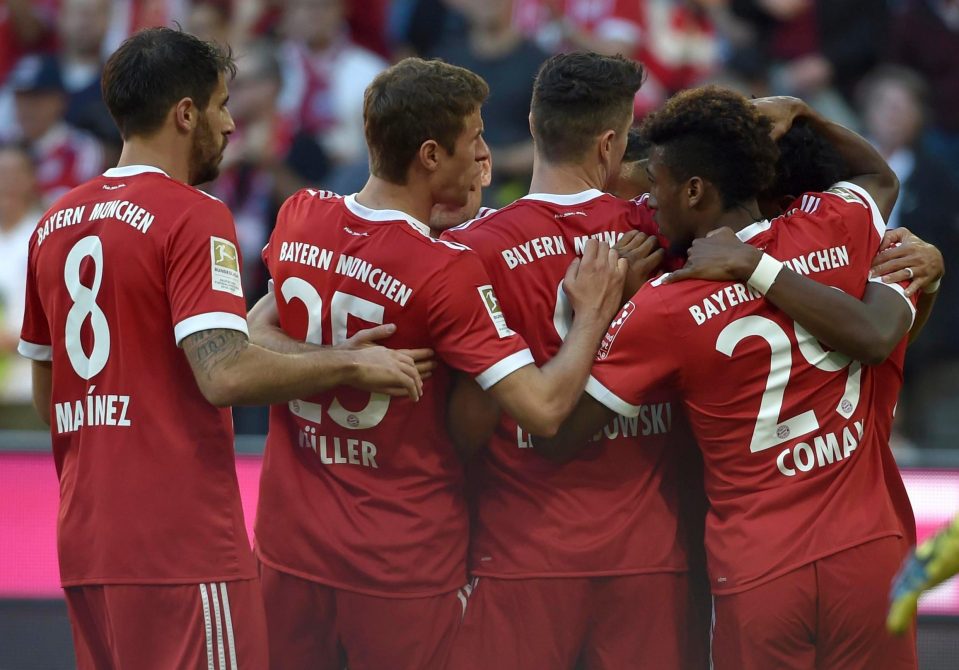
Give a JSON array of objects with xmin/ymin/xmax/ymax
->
[{"xmin": 183, "ymin": 329, "xmax": 249, "ymax": 379}]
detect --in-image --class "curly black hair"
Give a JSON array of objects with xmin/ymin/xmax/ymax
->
[
  {"xmin": 765, "ymin": 118, "xmax": 846, "ymax": 200},
  {"xmin": 532, "ymin": 52, "xmax": 644, "ymax": 164},
  {"xmin": 640, "ymin": 86, "xmax": 779, "ymax": 208}
]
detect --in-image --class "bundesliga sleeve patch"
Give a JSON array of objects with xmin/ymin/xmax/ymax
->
[
  {"xmin": 477, "ymin": 284, "xmax": 515, "ymax": 338},
  {"xmin": 210, "ymin": 236, "xmax": 243, "ymax": 296}
]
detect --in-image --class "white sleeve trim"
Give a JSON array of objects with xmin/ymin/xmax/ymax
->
[
  {"xmin": 18, "ymin": 339, "xmax": 53, "ymax": 361},
  {"xmin": 831, "ymin": 181, "xmax": 887, "ymax": 240},
  {"xmin": 174, "ymin": 312, "xmax": 249, "ymax": 346},
  {"xmin": 585, "ymin": 375, "xmax": 640, "ymax": 417},
  {"xmin": 475, "ymin": 349, "xmax": 535, "ymax": 390},
  {"xmin": 868, "ymin": 277, "xmax": 916, "ymax": 328}
]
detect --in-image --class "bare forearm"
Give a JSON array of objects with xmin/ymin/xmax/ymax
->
[
  {"xmin": 249, "ymin": 322, "xmax": 318, "ymax": 354},
  {"xmin": 491, "ymin": 311, "xmax": 610, "ymax": 436},
  {"xmin": 183, "ymin": 329, "xmax": 354, "ymax": 406},
  {"xmin": 446, "ymin": 375, "xmax": 500, "ymax": 461},
  {"xmin": 534, "ymin": 394, "xmax": 614, "ymax": 462}
]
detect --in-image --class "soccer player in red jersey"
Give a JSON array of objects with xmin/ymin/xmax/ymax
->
[
  {"xmin": 442, "ymin": 52, "xmax": 703, "ymax": 670},
  {"xmin": 251, "ymin": 57, "xmax": 626, "ymax": 670},
  {"xmin": 538, "ymin": 87, "xmax": 921, "ymax": 669},
  {"xmin": 17, "ymin": 28, "xmax": 425, "ymax": 670}
]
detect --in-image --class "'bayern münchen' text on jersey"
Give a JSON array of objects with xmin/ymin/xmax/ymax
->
[
  {"xmin": 255, "ymin": 190, "xmax": 533, "ymax": 597},
  {"xmin": 444, "ymin": 189, "xmax": 690, "ymax": 578},
  {"xmin": 18, "ymin": 165, "xmax": 255, "ymax": 586},
  {"xmin": 588, "ymin": 182, "xmax": 911, "ymax": 594}
]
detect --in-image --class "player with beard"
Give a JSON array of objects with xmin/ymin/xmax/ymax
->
[{"xmin": 18, "ymin": 28, "xmax": 426, "ymax": 670}]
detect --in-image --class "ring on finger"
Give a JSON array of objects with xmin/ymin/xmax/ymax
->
[{"xmin": 905, "ymin": 267, "xmax": 914, "ymax": 280}]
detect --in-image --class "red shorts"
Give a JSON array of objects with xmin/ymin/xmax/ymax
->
[
  {"xmin": 64, "ymin": 579, "xmax": 267, "ymax": 670},
  {"xmin": 259, "ymin": 562, "xmax": 465, "ymax": 670},
  {"xmin": 447, "ymin": 573, "xmax": 690, "ymax": 670},
  {"xmin": 711, "ymin": 536, "xmax": 917, "ymax": 670}
]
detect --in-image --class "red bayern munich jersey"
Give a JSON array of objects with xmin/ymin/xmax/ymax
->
[
  {"xmin": 444, "ymin": 189, "xmax": 691, "ymax": 578},
  {"xmin": 18, "ymin": 165, "xmax": 256, "ymax": 586},
  {"xmin": 255, "ymin": 190, "xmax": 534, "ymax": 597},
  {"xmin": 588, "ymin": 182, "xmax": 910, "ymax": 594}
]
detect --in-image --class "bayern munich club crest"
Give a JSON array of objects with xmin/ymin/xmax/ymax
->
[{"xmin": 597, "ymin": 301, "xmax": 636, "ymax": 360}]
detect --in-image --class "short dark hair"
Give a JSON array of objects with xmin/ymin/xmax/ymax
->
[
  {"xmin": 765, "ymin": 119, "xmax": 846, "ymax": 200},
  {"xmin": 622, "ymin": 128, "xmax": 650, "ymax": 163},
  {"xmin": 531, "ymin": 52, "xmax": 644, "ymax": 164},
  {"xmin": 364, "ymin": 58, "xmax": 489, "ymax": 184},
  {"xmin": 640, "ymin": 85, "xmax": 778, "ymax": 208},
  {"xmin": 102, "ymin": 27, "xmax": 236, "ymax": 139}
]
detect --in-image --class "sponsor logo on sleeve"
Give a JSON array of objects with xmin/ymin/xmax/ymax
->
[
  {"xmin": 597, "ymin": 301, "xmax": 635, "ymax": 360},
  {"xmin": 210, "ymin": 237, "xmax": 243, "ymax": 296},
  {"xmin": 477, "ymin": 285, "xmax": 515, "ymax": 338}
]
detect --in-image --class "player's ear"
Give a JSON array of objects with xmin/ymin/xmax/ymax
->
[
  {"xmin": 418, "ymin": 139, "xmax": 441, "ymax": 173},
  {"xmin": 686, "ymin": 176, "xmax": 706, "ymax": 207},
  {"xmin": 173, "ymin": 97, "xmax": 198, "ymax": 134},
  {"xmin": 598, "ymin": 129, "xmax": 617, "ymax": 166}
]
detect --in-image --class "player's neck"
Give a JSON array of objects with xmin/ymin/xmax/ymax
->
[
  {"xmin": 529, "ymin": 161, "xmax": 604, "ymax": 197},
  {"xmin": 115, "ymin": 138, "xmax": 189, "ymax": 184},
  {"xmin": 708, "ymin": 199, "xmax": 765, "ymax": 236},
  {"xmin": 355, "ymin": 175, "xmax": 433, "ymax": 227}
]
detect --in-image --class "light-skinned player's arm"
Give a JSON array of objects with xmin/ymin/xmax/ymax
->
[
  {"xmin": 752, "ymin": 96, "xmax": 900, "ymax": 220},
  {"xmin": 182, "ymin": 328, "xmax": 425, "ymax": 406},
  {"xmin": 30, "ymin": 360, "xmax": 52, "ymax": 426},
  {"xmin": 246, "ymin": 290, "xmax": 436, "ymax": 380},
  {"xmin": 484, "ymin": 240, "xmax": 627, "ymax": 438},
  {"xmin": 665, "ymin": 227, "xmax": 915, "ymax": 364},
  {"xmin": 888, "ymin": 512, "xmax": 959, "ymax": 635},
  {"xmin": 446, "ymin": 372, "xmax": 500, "ymax": 461},
  {"xmin": 869, "ymin": 226, "xmax": 943, "ymax": 342}
]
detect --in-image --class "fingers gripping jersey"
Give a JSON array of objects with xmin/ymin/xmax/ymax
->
[
  {"xmin": 18, "ymin": 165, "xmax": 254, "ymax": 586},
  {"xmin": 589, "ymin": 182, "xmax": 912, "ymax": 594},
  {"xmin": 444, "ymin": 190, "xmax": 690, "ymax": 578},
  {"xmin": 255, "ymin": 191, "xmax": 533, "ymax": 597}
]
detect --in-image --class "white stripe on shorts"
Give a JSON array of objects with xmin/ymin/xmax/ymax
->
[
  {"xmin": 219, "ymin": 582, "xmax": 239, "ymax": 670},
  {"xmin": 209, "ymin": 582, "xmax": 227, "ymax": 670},
  {"xmin": 199, "ymin": 584, "xmax": 215, "ymax": 670}
]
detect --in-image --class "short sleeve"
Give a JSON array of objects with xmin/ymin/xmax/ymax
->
[
  {"xmin": 586, "ymin": 285, "xmax": 679, "ymax": 416},
  {"xmin": 165, "ymin": 197, "xmax": 249, "ymax": 345},
  {"xmin": 18, "ymin": 244, "xmax": 52, "ymax": 361},
  {"xmin": 427, "ymin": 250, "xmax": 534, "ymax": 390},
  {"xmin": 820, "ymin": 181, "xmax": 887, "ymax": 267}
]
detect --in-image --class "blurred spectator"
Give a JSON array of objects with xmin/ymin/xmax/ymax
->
[
  {"xmin": 889, "ymin": 0, "xmax": 959, "ymax": 181},
  {"xmin": 432, "ymin": 0, "xmax": 545, "ymax": 202},
  {"xmin": 511, "ymin": 0, "xmax": 642, "ymax": 56},
  {"xmin": 276, "ymin": 0, "xmax": 387, "ymax": 192},
  {"xmin": 187, "ymin": 0, "xmax": 232, "ymax": 47},
  {"xmin": 208, "ymin": 41, "xmax": 295, "ymax": 301},
  {"xmin": 6, "ymin": 54, "xmax": 104, "ymax": 207},
  {"xmin": 0, "ymin": 144, "xmax": 43, "ymax": 427},
  {"xmin": 56, "ymin": 0, "xmax": 121, "ymax": 151},
  {"xmin": 101, "ymin": 0, "xmax": 190, "ymax": 55},
  {"xmin": 857, "ymin": 64, "xmax": 959, "ymax": 450},
  {"xmin": 724, "ymin": 0, "xmax": 887, "ymax": 127},
  {"xmin": 0, "ymin": 0, "xmax": 57, "ymax": 82}
]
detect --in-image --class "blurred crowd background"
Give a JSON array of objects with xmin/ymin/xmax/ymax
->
[{"xmin": 0, "ymin": 0, "xmax": 957, "ymax": 449}]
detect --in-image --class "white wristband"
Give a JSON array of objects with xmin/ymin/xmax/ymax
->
[
  {"xmin": 923, "ymin": 276, "xmax": 942, "ymax": 294},
  {"xmin": 748, "ymin": 253, "xmax": 784, "ymax": 295}
]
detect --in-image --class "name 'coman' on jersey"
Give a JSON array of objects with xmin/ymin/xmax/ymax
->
[
  {"xmin": 18, "ymin": 165, "xmax": 255, "ymax": 586},
  {"xmin": 255, "ymin": 190, "xmax": 534, "ymax": 598},
  {"xmin": 444, "ymin": 189, "xmax": 689, "ymax": 578},
  {"xmin": 588, "ymin": 182, "xmax": 911, "ymax": 594}
]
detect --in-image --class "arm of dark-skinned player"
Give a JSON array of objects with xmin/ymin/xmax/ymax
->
[
  {"xmin": 664, "ymin": 227, "xmax": 912, "ymax": 364},
  {"xmin": 614, "ymin": 230, "xmax": 665, "ymax": 299},
  {"xmin": 533, "ymin": 393, "xmax": 616, "ymax": 463},
  {"xmin": 447, "ymin": 372, "xmax": 501, "ymax": 461}
]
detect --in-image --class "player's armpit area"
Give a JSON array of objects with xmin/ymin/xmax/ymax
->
[{"xmin": 182, "ymin": 328, "xmax": 250, "ymax": 405}]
